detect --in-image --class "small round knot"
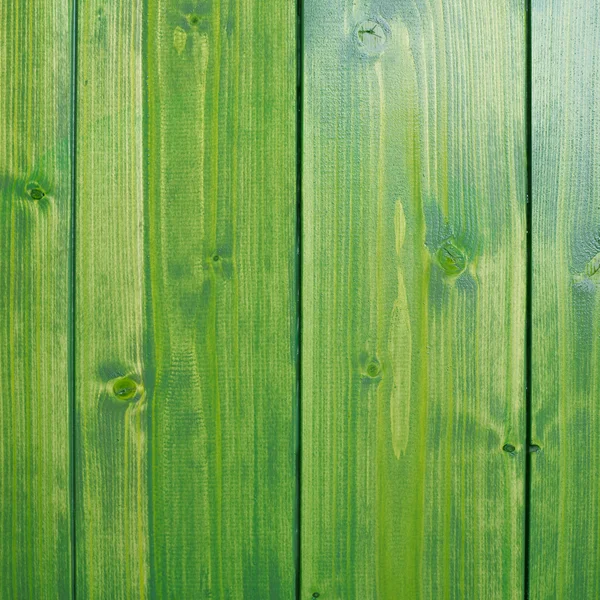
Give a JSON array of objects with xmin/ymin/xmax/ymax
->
[
  {"xmin": 366, "ymin": 360, "xmax": 381, "ymax": 378},
  {"xmin": 502, "ymin": 444, "xmax": 516, "ymax": 454},
  {"xmin": 436, "ymin": 239, "xmax": 467, "ymax": 275},
  {"xmin": 312, "ymin": 594, "xmax": 320, "ymax": 599},
  {"xmin": 29, "ymin": 188, "xmax": 45, "ymax": 201},
  {"xmin": 213, "ymin": 254, "xmax": 220, "ymax": 262},
  {"xmin": 528, "ymin": 444, "xmax": 541, "ymax": 454},
  {"xmin": 188, "ymin": 14, "xmax": 200, "ymax": 25},
  {"xmin": 112, "ymin": 376, "xmax": 139, "ymax": 402},
  {"xmin": 355, "ymin": 18, "xmax": 390, "ymax": 54}
]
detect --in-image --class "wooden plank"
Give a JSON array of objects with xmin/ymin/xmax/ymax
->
[
  {"xmin": 0, "ymin": 1, "xmax": 73, "ymax": 598},
  {"xmin": 75, "ymin": 0, "xmax": 148, "ymax": 597},
  {"xmin": 0, "ymin": 0, "xmax": 71, "ymax": 599},
  {"xmin": 302, "ymin": 2, "xmax": 527, "ymax": 598},
  {"xmin": 146, "ymin": 1, "xmax": 297, "ymax": 597},
  {"xmin": 530, "ymin": 1, "xmax": 600, "ymax": 596},
  {"xmin": 76, "ymin": 0, "xmax": 297, "ymax": 597}
]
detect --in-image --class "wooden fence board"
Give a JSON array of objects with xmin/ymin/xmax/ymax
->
[
  {"xmin": 0, "ymin": 1, "xmax": 73, "ymax": 597},
  {"xmin": 75, "ymin": 0, "xmax": 148, "ymax": 597},
  {"xmin": 530, "ymin": 1, "xmax": 600, "ymax": 597},
  {"xmin": 146, "ymin": 0, "xmax": 297, "ymax": 597},
  {"xmin": 302, "ymin": 2, "xmax": 527, "ymax": 598},
  {"xmin": 76, "ymin": 0, "xmax": 297, "ymax": 597}
]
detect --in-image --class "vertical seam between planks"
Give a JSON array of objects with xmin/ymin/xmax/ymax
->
[
  {"xmin": 524, "ymin": 0, "xmax": 533, "ymax": 598},
  {"xmin": 69, "ymin": 0, "xmax": 79, "ymax": 596},
  {"xmin": 295, "ymin": 0, "xmax": 304, "ymax": 597}
]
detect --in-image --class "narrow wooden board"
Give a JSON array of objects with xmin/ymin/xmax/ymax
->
[
  {"xmin": 76, "ymin": 0, "xmax": 297, "ymax": 597},
  {"xmin": 75, "ymin": 0, "xmax": 149, "ymax": 597},
  {"xmin": 302, "ymin": 2, "xmax": 527, "ymax": 598},
  {"xmin": 0, "ymin": 1, "xmax": 73, "ymax": 598},
  {"xmin": 530, "ymin": 1, "xmax": 600, "ymax": 596},
  {"xmin": 146, "ymin": 1, "xmax": 297, "ymax": 596}
]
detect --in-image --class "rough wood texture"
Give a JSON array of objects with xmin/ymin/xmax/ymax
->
[
  {"xmin": 75, "ymin": 1, "xmax": 148, "ymax": 597},
  {"xmin": 302, "ymin": 2, "xmax": 527, "ymax": 598},
  {"xmin": 146, "ymin": 0, "xmax": 297, "ymax": 597},
  {"xmin": 0, "ymin": 1, "xmax": 73, "ymax": 598},
  {"xmin": 146, "ymin": 2, "xmax": 297, "ymax": 596},
  {"xmin": 76, "ymin": 0, "xmax": 297, "ymax": 597},
  {"xmin": 530, "ymin": 1, "xmax": 600, "ymax": 597}
]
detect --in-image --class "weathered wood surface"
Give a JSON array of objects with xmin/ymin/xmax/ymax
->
[
  {"xmin": 14, "ymin": 0, "xmax": 600, "ymax": 597},
  {"xmin": 0, "ymin": 1, "xmax": 73, "ymax": 597},
  {"xmin": 302, "ymin": 2, "xmax": 527, "ymax": 598},
  {"xmin": 146, "ymin": 0, "xmax": 297, "ymax": 597},
  {"xmin": 530, "ymin": 1, "xmax": 600, "ymax": 597},
  {"xmin": 75, "ymin": 0, "xmax": 148, "ymax": 597},
  {"xmin": 76, "ymin": 0, "xmax": 297, "ymax": 597}
]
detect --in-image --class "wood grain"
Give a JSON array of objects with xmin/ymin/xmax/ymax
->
[
  {"xmin": 0, "ymin": 1, "xmax": 73, "ymax": 598},
  {"xmin": 146, "ymin": 1, "xmax": 297, "ymax": 596},
  {"xmin": 77, "ymin": 0, "xmax": 297, "ymax": 597},
  {"xmin": 75, "ymin": 0, "xmax": 148, "ymax": 597},
  {"xmin": 530, "ymin": 1, "xmax": 600, "ymax": 597},
  {"xmin": 302, "ymin": 1, "xmax": 527, "ymax": 598}
]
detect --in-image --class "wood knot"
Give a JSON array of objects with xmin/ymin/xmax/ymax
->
[
  {"xmin": 25, "ymin": 182, "xmax": 47, "ymax": 202},
  {"xmin": 436, "ymin": 239, "xmax": 467, "ymax": 275},
  {"xmin": 364, "ymin": 359, "xmax": 382, "ymax": 380},
  {"xmin": 111, "ymin": 376, "xmax": 141, "ymax": 402},
  {"xmin": 502, "ymin": 443, "xmax": 516, "ymax": 455},
  {"xmin": 355, "ymin": 18, "xmax": 390, "ymax": 55},
  {"xmin": 208, "ymin": 249, "xmax": 233, "ymax": 279}
]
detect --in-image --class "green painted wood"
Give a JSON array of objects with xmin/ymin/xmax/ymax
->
[
  {"xmin": 75, "ymin": 1, "xmax": 149, "ymax": 597},
  {"xmin": 146, "ymin": 2, "xmax": 297, "ymax": 596},
  {"xmin": 530, "ymin": 1, "xmax": 600, "ymax": 597},
  {"xmin": 76, "ymin": 0, "xmax": 297, "ymax": 597},
  {"xmin": 302, "ymin": 2, "xmax": 527, "ymax": 598},
  {"xmin": 0, "ymin": 1, "xmax": 73, "ymax": 598}
]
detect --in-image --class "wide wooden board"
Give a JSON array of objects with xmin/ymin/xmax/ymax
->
[{"xmin": 302, "ymin": 2, "xmax": 527, "ymax": 597}]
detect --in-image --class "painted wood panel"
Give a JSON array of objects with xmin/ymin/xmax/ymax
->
[
  {"xmin": 302, "ymin": 1, "xmax": 527, "ymax": 598},
  {"xmin": 146, "ymin": 0, "xmax": 297, "ymax": 597},
  {"xmin": 76, "ymin": 0, "xmax": 297, "ymax": 597},
  {"xmin": 530, "ymin": 1, "xmax": 600, "ymax": 597},
  {"xmin": 75, "ymin": 0, "xmax": 148, "ymax": 597},
  {"xmin": 0, "ymin": 1, "xmax": 73, "ymax": 598}
]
